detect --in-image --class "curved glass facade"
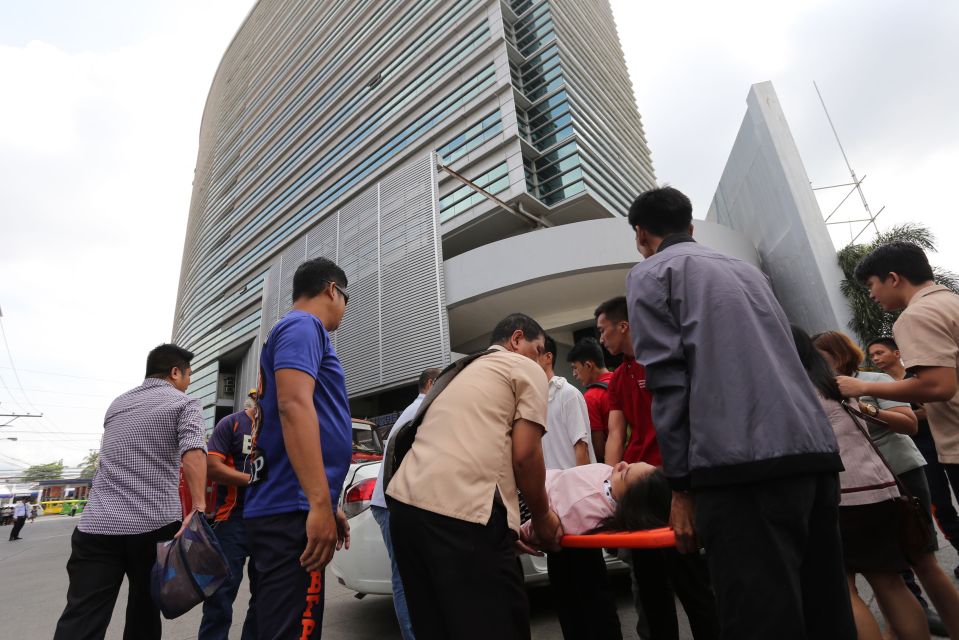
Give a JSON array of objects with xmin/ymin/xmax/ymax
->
[{"xmin": 175, "ymin": 0, "xmax": 655, "ymax": 427}]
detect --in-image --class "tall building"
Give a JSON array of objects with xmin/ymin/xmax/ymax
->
[{"xmin": 174, "ymin": 0, "xmax": 717, "ymax": 426}]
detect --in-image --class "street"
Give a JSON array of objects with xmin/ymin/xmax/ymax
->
[{"xmin": 2, "ymin": 514, "xmax": 957, "ymax": 638}]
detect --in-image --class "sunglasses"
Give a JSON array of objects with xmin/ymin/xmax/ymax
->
[{"xmin": 330, "ymin": 282, "xmax": 349, "ymax": 305}]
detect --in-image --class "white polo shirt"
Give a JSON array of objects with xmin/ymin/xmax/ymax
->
[{"xmin": 542, "ymin": 375, "xmax": 595, "ymax": 470}]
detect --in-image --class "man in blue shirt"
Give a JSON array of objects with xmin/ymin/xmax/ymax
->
[
  {"xmin": 244, "ymin": 257, "xmax": 352, "ymax": 640},
  {"xmin": 199, "ymin": 390, "xmax": 258, "ymax": 640}
]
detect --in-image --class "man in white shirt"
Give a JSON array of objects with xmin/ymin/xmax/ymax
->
[
  {"xmin": 538, "ymin": 335, "xmax": 595, "ymax": 470},
  {"xmin": 370, "ymin": 367, "xmax": 441, "ymax": 640},
  {"xmin": 538, "ymin": 335, "xmax": 619, "ymax": 639},
  {"xmin": 8, "ymin": 499, "xmax": 29, "ymax": 541}
]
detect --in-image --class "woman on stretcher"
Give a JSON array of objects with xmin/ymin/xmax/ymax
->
[{"xmin": 520, "ymin": 461, "xmax": 670, "ymax": 546}]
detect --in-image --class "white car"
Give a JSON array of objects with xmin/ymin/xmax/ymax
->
[{"xmin": 330, "ymin": 421, "xmax": 627, "ymax": 596}]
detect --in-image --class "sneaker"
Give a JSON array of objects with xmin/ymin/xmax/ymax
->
[{"xmin": 926, "ymin": 609, "xmax": 948, "ymax": 638}]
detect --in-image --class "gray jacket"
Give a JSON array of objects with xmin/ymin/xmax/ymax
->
[{"xmin": 626, "ymin": 235, "xmax": 842, "ymax": 490}]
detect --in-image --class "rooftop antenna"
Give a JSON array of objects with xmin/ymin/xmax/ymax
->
[{"xmin": 811, "ymin": 81, "xmax": 884, "ymax": 244}]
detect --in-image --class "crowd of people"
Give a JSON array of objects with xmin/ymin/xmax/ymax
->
[{"xmin": 49, "ymin": 186, "xmax": 959, "ymax": 640}]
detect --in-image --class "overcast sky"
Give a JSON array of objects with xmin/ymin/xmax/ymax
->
[{"xmin": 1, "ymin": 1, "xmax": 956, "ymax": 467}]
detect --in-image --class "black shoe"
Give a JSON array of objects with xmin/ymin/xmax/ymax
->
[
  {"xmin": 926, "ymin": 608, "xmax": 948, "ymax": 637},
  {"xmin": 954, "ymin": 563, "xmax": 959, "ymax": 580}
]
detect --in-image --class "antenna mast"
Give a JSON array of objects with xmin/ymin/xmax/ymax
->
[{"xmin": 811, "ymin": 81, "xmax": 883, "ymax": 243}]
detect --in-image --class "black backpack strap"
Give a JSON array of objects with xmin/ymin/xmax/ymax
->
[
  {"xmin": 382, "ymin": 349, "xmax": 496, "ymax": 492},
  {"xmin": 586, "ymin": 381, "xmax": 609, "ymax": 391}
]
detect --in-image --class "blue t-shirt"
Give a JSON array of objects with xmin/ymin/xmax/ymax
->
[
  {"xmin": 208, "ymin": 409, "xmax": 254, "ymax": 522},
  {"xmin": 244, "ymin": 310, "xmax": 353, "ymax": 518}
]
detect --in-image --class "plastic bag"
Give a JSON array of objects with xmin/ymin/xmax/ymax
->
[{"xmin": 151, "ymin": 513, "xmax": 232, "ymax": 619}]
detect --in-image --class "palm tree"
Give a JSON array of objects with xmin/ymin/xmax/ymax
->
[
  {"xmin": 838, "ymin": 223, "xmax": 959, "ymax": 345},
  {"xmin": 80, "ymin": 450, "xmax": 99, "ymax": 479}
]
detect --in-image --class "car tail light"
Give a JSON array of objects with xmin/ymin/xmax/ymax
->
[{"xmin": 343, "ymin": 478, "xmax": 376, "ymax": 519}]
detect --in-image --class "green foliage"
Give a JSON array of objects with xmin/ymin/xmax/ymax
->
[
  {"xmin": 80, "ymin": 451, "xmax": 99, "ymax": 479},
  {"xmin": 838, "ymin": 223, "xmax": 959, "ymax": 345},
  {"xmin": 22, "ymin": 460, "xmax": 64, "ymax": 482}
]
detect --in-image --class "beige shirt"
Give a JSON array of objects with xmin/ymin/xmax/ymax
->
[
  {"xmin": 387, "ymin": 345, "xmax": 548, "ymax": 534},
  {"xmin": 893, "ymin": 284, "xmax": 959, "ymax": 463}
]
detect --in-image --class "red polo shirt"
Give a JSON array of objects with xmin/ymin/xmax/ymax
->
[
  {"xmin": 608, "ymin": 356, "xmax": 661, "ymax": 465},
  {"xmin": 583, "ymin": 371, "xmax": 614, "ymax": 433}
]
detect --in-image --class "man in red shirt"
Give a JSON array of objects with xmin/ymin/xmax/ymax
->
[
  {"xmin": 595, "ymin": 297, "xmax": 718, "ymax": 640},
  {"xmin": 566, "ymin": 338, "xmax": 614, "ymax": 463}
]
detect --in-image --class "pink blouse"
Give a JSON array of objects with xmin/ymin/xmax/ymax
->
[
  {"xmin": 820, "ymin": 398, "xmax": 899, "ymax": 507},
  {"xmin": 521, "ymin": 463, "xmax": 616, "ymax": 544}
]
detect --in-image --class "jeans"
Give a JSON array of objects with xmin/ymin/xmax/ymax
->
[
  {"xmin": 371, "ymin": 505, "xmax": 415, "ymax": 640},
  {"xmin": 199, "ymin": 517, "xmax": 258, "ymax": 640}
]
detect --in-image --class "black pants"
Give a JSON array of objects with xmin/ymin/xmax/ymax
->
[
  {"xmin": 694, "ymin": 473, "xmax": 855, "ymax": 640},
  {"xmin": 9, "ymin": 516, "xmax": 25, "ymax": 540},
  {"xmin": 915, "ymin": 430, "xmax": 959, "ymax": 551},
  {"xmin": 54, "ymin": 522, "xmax": 180, "ymax": 640},
  {"xmin": 547, "ymin": 548, "xmax": 622, "ymax": 640},
  {"xmin": 245, "ymin": 511, "xmax": 324, "ymax": 640},
  {"xmin": 631, "ymin": 548, "xmax": 718, "ymax": 640},
  {"xmin": 389, "ymin": 498, "xmax": 530, "ymax": 640}
]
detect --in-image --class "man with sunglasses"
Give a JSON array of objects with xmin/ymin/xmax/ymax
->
[{"xmin": 244, "ymin": 257, "xmax": 353, "ymax": 639}]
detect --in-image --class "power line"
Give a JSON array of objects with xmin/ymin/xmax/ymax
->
[{"xmin": 0, "ymin": 366, "xmax": 126, "ymax": 385}]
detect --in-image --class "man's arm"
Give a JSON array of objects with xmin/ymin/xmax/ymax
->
[
  {"xmin": 176, "ymin": 400, "xmax": 208, "ymax": 536},
  {"xmin": 512, "ymin": 418, "xmax": 563, "ymax": 551},
  {"xmin": 568, "ymin": 390, "xmax": 592, "ymax": 466},
  {"xmin": 591, "ymin": 431, "xmax": 607, "ymax": 464},
  {"xmin": 574, "ymin": 441, "xmax": 590, "ymax": 466},
  {"xmin": 838, "ymin": 367, "xmax": 958, "ymax": 404},
  {"xmin": 275, "ymin": 368, "xmax": 337, "ymax": 572},
  {"xmin": 208, "ymin": 455, "xmax": 252, "ymax": 486},
  {"xmin": 605, "ymin": 410, "xmax": 626, "ymax": 465},
  {"xmin": 874, "ymin": 406, "xmax": 918, "ymax": 435}
]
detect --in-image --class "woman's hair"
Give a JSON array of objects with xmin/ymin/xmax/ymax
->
[
  {"xmin": 792, "ymin": 326, "xmax": 843, "ymax": 402},
  {"xmin": 592, "ymin": 468, "xmax": 671, "ymax": 533},
  {"xmin": 811, "ymin": 331, "xmax": 863, "ymax": 377}
]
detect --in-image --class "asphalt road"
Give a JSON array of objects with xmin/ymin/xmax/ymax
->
[{"xmin": 2, "ymin": 514, "xmax": 957, "ymax": 639}]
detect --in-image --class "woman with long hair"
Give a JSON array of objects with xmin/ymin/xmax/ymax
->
[
  {"xmin": 814, "ymin": 330, "xmax": 959, "ymax": 637},
  {"xmin": 793, "ymin": 326, "xmax": 928, "ymax": 640}
]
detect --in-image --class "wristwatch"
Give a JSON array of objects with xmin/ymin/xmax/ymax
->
[{"xmin": 859, "ymin": 402, "xmax": 880, "ymax": 418}]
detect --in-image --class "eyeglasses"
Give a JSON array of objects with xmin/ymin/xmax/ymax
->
[{"xmin": 330, "ymin": 282, "xmax": 350, "ymax": 305}]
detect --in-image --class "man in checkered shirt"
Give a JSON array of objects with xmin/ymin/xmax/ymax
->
[{"xmin": 54, "ymin": 344, "xmax": 209, "ymax": 640}]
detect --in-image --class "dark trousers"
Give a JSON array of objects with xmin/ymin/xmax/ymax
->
[
  {"xmin": 694, "ymin": 473, "xmax": 856, "ymax": 640},
  {"xmin": 915, "ymin": 431, "xmax": 959, "ymax": 551},
  {"xmin": 199, "ymin": 516, "xmax": 258, "ymax": 640},
  {"xmin": 54, "ymin": 522, "xmax": 180, "ymax": 640},
  {"xmin": 245, "ymin": 511, "xmax": 324, "ymax": 640},
  {"xmin": 547, "ymin": 548, "xmax": 622, "ymax": 640},
  {"xmin": 631, "ymin": 548, "xmax": 718, "ymax": 640},
  {"xmin": 9, "ymin": 516, "xmax": 25, "ymax": 540},
  {"xmin": 389, "ymin": 498, "xmax": 530, "ymax": 640}
]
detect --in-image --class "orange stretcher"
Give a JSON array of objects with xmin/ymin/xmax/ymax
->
[{"xmin": 561, "ymin": 527, "xmax": 676, "ymax": 549}]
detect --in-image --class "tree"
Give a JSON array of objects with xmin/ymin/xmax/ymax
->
[
  {"xmin": 22, "ymin": 460, "xmax": 64, "ymax": 482},
  {"xmin": 837, "ymin": 223, "xmax": 959, "ymax": 345},
  {"xmin": 80, "ymin": 451, "xmax": 99, "ymax": 479}
]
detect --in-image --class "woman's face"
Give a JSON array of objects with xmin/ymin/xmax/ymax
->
[{"xmin": 609, "ymin": 461, "xmax": 655, "ymax": 501}]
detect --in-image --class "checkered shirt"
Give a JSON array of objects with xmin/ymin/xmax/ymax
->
[{"xmin": 79, "ymin": 378, "xmax": 207, "ymax": 535}]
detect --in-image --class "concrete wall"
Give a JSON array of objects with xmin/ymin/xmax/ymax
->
[{"xmin": 707, "ymin": 81, "xmax": 852, "ymax": 335}]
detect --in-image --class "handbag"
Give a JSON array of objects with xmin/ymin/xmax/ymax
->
[
  {"xmin": 381, "ymin": 349, "xmax": 495, "ymax": 493},
  {"xmin": 842, "ymin": 402, "xmax": 932, "ymax": 562},
  {"xmin": 151, "ymin": 512, "xmax": 232, "ymax": 619}
]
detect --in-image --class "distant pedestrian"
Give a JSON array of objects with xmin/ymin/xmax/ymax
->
[
  {"xmin": 8, "ymin": 499, "xmax": 28, "ymax": 541},
  {"xmin": 566, "ymin": 338, "xmax": 613, "ymax": 463},
  {"xmin": 54, "ymin": 344, "xmax": 208, "ymax": 640},
  {"xmin": 387, "ymin": 313, "xmax": 563, "ymax": 640},
  {"xmin": 537, "ymin": 334, "xmax": 619, "ymax": 640},
  {"xmin": 370, "ymin": 367, "xmax": 442, "ymax": 640},
  {"xmin": 625, "ymin": 186, "xmax": 854, "ymax": 638},
  {"xmin": 243, "ymin": 257, "xmax": 352, "ymax": 640},
  {"xmin": 198, "ymin": 390, "xmax": 260, "ymax": 640}
]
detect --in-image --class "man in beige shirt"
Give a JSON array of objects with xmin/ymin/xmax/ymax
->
[{"xmin": 387, "ymin": 313, "xmax": 563, "ymax": 640}]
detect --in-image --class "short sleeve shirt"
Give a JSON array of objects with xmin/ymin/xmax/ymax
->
[
  {"xmin": 583, "ymin": 372, "xmax": 614, "ymax": 433},
  {"xmin": 208, "ymin": 409, "xmax": 254, "ymax": 521},
  {"xmin": 853, "ymin": 371, "xmax": 924, "ymax": 475},
  {"xmin": 244, "ymin": 310, "xmax": 353, "ymax": 518},
  {"xmin": 608, "ymin": 357, "xmax": 662, "ymax": 466},
  {"xmin": 541, "ymin": 376, "xmax": 594, "ymax": 470},
  {"xmin": 893, "ymin": 285, "xmax": 959, "ymax": 463},
  {"xmin": 387, "ymin": 346, "xmax": 548, "ymax": 535}
]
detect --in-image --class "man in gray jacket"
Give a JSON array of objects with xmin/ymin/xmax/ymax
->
[{"xmin": 624, "ymin": 187, "xmax": 854, "ymax": 639}]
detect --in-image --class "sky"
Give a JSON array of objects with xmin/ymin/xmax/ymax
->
[{"xmin": 1, "ymin": 1, "xmax": 956, "ymax": 468}]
